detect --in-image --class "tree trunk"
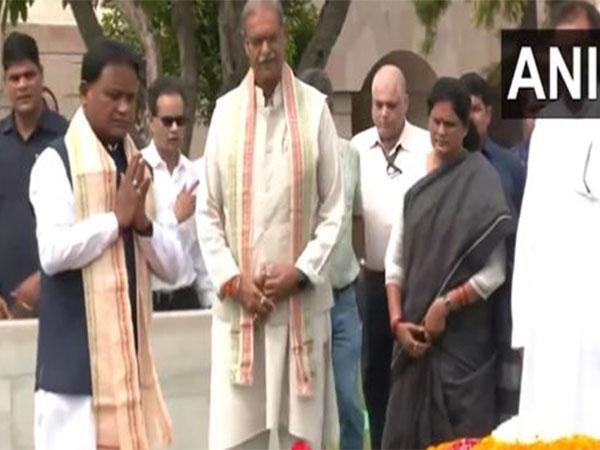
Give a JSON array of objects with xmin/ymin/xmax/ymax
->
[
  {"xmin": 218, "ymin": 0, "xmax": 247, "ymax": 95},
  {"xmin": 297, "ymin": 0, "xmax": 351, "ymax": 73},
  {"xmin": 112, "ymin": 0, "xmax": 163, "ymax": 148},
  {"xmin": 66, "ymin": 0, "xmax": 104, "ymax": 49},
  {"xmin": 172, "ymin": 0, "xmax": 198, "ymax": 157},
  {"xmin": 113, "ymin": 0, "xmax": 162, "ymax": 86}
]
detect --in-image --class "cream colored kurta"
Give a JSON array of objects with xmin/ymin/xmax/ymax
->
[{"xmin": 197, "ymin": 81, "xmax": 343, "ymax": 449}]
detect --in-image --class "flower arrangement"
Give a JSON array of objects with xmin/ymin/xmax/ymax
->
[{"xmin": 427, "ymin": 435, "xmax": 600, "ymax": 450}]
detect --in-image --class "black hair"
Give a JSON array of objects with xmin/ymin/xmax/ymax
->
[
  {"xmin": 427, "ymin": 77, "xmax": 471, "ymax": 128},
  {"xmin": 459, "ymin": 72, "xmax": 492, "ymax": 107},
  {"xmin": 298, "ymin": 68, "xmax": 333, "ymax": 97},
  {"xmin": 462, "ymin": 120, "xmax": 480, "ymax": 152},
  {"xmin": 554, "ymin": 1, "xmax": 600, "ymax": 29},
  {"xmin": 147, "ymin": 76, "xmax": 187, "ymax": 116},
  {"xmin": 2, "ymin": 32, "xmax": 40, "ymax": 70},
  {"xmin": 81, "ymin": 39, "xmax": 140, "ymax": 84}
]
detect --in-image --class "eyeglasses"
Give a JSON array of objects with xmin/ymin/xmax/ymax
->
[{"xmin": 158, "ymin": 115, "xmax": 186, "ymax": 128}]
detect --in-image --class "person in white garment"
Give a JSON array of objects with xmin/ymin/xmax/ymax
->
[
  {"xmin": 350, "ymin": 64, "xmax": 430, "ymax": 450},
  {"xmin": 30, "ymin": 39, "xmax": 181, "ymax": 450},
  {"xmin": 142, "ymin": 76, "xmax": 214, "ymax": 310},
  {"xmin": 494, "ymin": 1, "xmax": 600, "ymax": 442},
  {"xmin": 196, "ymin": 0, "xmax": 343, "ymax": 449}
]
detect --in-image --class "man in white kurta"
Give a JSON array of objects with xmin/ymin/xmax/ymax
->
[
  {"xmin": 493, "ymin": 114, "xmax": 600, "ymax": 442},
  {"xmin": 197, "ymin": 1, "xmax": 343, "ymax": 449},
  {"xmin": 494, "ymin": 4, "xmax": 600, "ymax": 442}
]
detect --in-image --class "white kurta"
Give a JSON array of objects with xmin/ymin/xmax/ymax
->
[
  {"xmin": 494, "ymin": 117, "xmax": 600, "ymax": 441},
  {"xmin": 198, "ymin": 81, "xmax": 343, "ymax": 449}
]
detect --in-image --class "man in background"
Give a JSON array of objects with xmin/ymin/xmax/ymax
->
[
  {"xmin": 142, "ymin": 76, "xmax": 213, "ymax": 310},
  {"xmin": 0, "ymin": 32, "xmax": 67, "ymax": 319},
  {"xmin": 300, "ymin": 68, "xmax": 364, "ymax": 450},
  {"xmin": 351, "ymin": 64, "xmax": 430, "ymax": 450}
]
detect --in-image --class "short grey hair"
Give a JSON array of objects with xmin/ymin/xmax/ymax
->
[
  {"xmin": 299, "ymin": 68, "xmax": 333, "ymax": 97},
  {"xmin": 241, "ymin": 0, "xmax": 285, "ymax": 34}
]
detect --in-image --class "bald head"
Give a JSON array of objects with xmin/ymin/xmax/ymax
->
[
  {"xmin": 371, "ymin": 64, "xmax": 409, "ymax": 150},
  {"xmin": 372, "ymin": 64, "xmax": 406, "ymax": 97}
]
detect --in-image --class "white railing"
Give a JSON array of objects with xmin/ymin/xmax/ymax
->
[{"xmin": 0, "ymin": 311, "xmax": 212, "ymax": 450}]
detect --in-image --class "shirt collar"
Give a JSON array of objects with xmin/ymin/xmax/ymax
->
[
  {"xmin": 255, "ymin": 82, "xmax": 283, "ymax": 109},
  {"xmin": 144, "ymin": 141, "xmax": 163, "ymax": 169},
  {"xmin": 369, "ymin": 121, "xmax": 412, "ymax": 154},
  {"xmin": 1, "ymin": 107, "xmax": 64, "ymax": 136},
  {"xmin": 143, "ymin": 140, "xmax": 188, "ymax": 174}
]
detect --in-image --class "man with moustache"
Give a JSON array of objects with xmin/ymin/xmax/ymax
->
[
  {"xmin": 29, "ymin": 39, "xmax": 182, "ymax": 450},
  {"xmin": 197, "ymin": 0, "xmax": 343, "ymax": 448},
  {"xmin": 0, "ymin": 32, "xmax": 67, "ymax": 319}
]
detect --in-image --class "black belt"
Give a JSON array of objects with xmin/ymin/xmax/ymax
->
[
  {"xmin": 332, "ymin": 278, "xmax": 357, "ymax": 296},
  {"xmin": 154, "ymin": 284, "xmax": 196, "ymax": 303}
]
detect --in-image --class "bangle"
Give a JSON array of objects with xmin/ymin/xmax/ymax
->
[
  {"xmin": 442, "ymin": 294, "xmax": 453, "ymax": 314},
  {"xmin": 390, "ymin": 316, "xmax": 403, "ymax": 335},
  {"xmin": 221, "ymin": 276, "xmax": 240, "ymax": 299}
]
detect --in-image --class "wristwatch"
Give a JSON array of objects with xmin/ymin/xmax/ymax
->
[{"xmin": 296, "ymin": 269, "xmax": 311, "ymax": 291}]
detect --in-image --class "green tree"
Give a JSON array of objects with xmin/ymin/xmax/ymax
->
[
  {"xmin": 412, "ymin": 0, "xmax": 572, "ymax": 55},
  {"xmin": 101, "ymin": 0, "xmax": 319, "ymax": 125},
  {"xmin": 412, "ymin": 0, "xmax": 528, "ymax": 54},
  {"xmin": 0, "ymin": 0, "xmax": 33, "ymax": 26},
  {"xmin": 1, "ymin": 0, "xmax": 352, "ymax": 154}
]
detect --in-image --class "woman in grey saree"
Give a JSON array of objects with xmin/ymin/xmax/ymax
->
[{"xmin": 382, "ymin": 78, "xmax": 516, "ymax": 449}]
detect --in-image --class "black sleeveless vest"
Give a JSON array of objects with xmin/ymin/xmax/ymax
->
[{"xmin": 35, "ymin": 137, "xmax": 138, "ymax": 395}]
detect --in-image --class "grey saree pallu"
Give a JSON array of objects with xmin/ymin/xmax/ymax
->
[{"xmin": 383, "ymin": 151, "xmax": 516, "ymax": 450}]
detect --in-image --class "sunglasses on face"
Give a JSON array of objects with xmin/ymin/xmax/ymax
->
[{"xmin": 157, "ymin": 115, "xmax": 186, "ymax": 128}]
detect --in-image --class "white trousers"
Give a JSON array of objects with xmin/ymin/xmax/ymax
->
[{"xmin": 34, "ymin": 389, "xmax": 95, "ymax": 450}]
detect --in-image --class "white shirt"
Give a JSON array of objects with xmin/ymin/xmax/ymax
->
[
  {"xmin": 351, "ymin": 121, "xmax": 430, "ymax": 271},
  {"xmin": 141, "ymin": 142, "xmax": 213, "ymax": 293},
  {"xmin": 29, "ymin": 146, "xmax": 183, "ymax": 283}
]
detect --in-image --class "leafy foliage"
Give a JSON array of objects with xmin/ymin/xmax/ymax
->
[
  {"xmin": 412, "ymin": 0, "xmax": 451, "ymax": 54},
  {"xmin": 471, "ymin": 0, "xmax": 526, "ymax": 29},
  {"xmin": 101, "ymin": 0, "xmax": 318, "ymax": 124},
  {"xmin": 412, "ymin": 0, "xmax": 527, "ymax": 54},
  {"xmin": 284, "ymin": 0, "xmax": 319, "ymax": 68},
  {"xmin": 0, "ymin": 0, "xmax": 33, "ymax": 29}
]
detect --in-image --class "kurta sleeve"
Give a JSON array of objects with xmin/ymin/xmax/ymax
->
[
  {"xmin": 352, "ymin": 143, "xmax": 363, "ymax": 216},
  {"xmin": 511, "ymin": 123, "xmax": 545, "ymax": 348},
  {"xmin": 468, "ymin": 242, "xmax": 507, "ymax": 300},
  {"xmin": 295, "ymin": 105, "xmax": 344, "ymax": 285},
  {"xmin": 30, "ymin": 148, "xmax": 120, "ymax": 276},
  {"xmin": 385, "ymin": 206, "xmax": 404, "ymax": 286},
  {"xmin": 136, "ymin": 223, "xmax": 185, "ymax": 284},
  {"xmin": 196, "ymin": 101, "xmax": 241, "ymax": 292}
]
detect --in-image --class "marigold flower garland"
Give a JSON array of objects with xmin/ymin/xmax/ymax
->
[{"xmin": 427, "ymin": 434, "xmax": 600, "ymax": 450}]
